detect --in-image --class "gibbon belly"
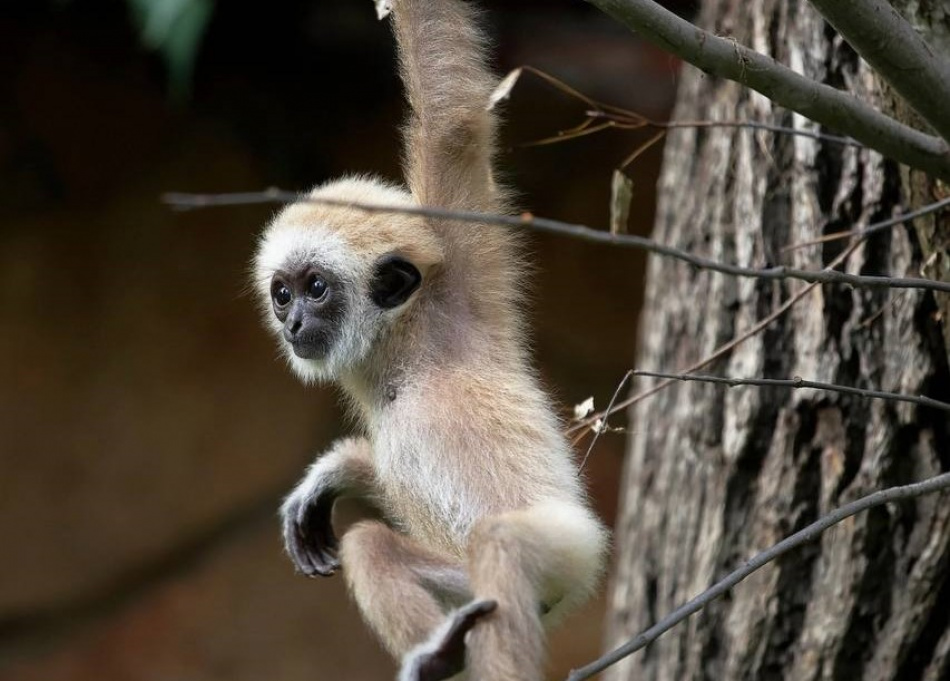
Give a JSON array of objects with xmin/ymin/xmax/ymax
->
[{"xmin": 373, "ymin": 394, "xmax": 583, "ymax": 555}]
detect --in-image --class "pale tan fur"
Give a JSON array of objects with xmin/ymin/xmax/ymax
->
[{"xmin": 254, "ymin": 1, "xmax": 608, "ymax": 679}]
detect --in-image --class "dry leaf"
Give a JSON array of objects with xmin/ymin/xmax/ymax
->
[
  {"xmin": 610, "ymin": 170, "xmax": 633, "ymax": 235},
  {"xmin": 487, "ymin": 68, "xmax": 522, "ymax": 110},
  {"xmin": 374, "ymin": 0, "xmax": 392, "ymax": 20},
  {"xmin": 573, "ymin": 396, "xmax": 595, "ymax": 420}
]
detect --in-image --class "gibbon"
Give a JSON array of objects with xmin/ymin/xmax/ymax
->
[{"xmin": 252, "ymin": 1, "xmax": 608, "ymax": 679}]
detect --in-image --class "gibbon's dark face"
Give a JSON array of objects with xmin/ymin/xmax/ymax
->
[
  {"xmin": 269, "ymin": 255, "xmax": 422, "ymax": 361},
  {"xmin": 270, "ymin": 265, "xmax": 345, "ymax": 360}
]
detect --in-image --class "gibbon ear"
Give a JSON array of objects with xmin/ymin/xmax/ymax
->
[{"xmin": 371, "ymin": 255, "xmax": 422, "ymax": 309}]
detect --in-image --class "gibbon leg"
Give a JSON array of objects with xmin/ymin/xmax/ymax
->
[
  {"xmin": 340, "ymin": 520, "xmax": 474, "ymax": 659},
  {"xmin": 402, "ymin": 501, "xmax": 606, "ymax": 681},
  {"xmin": 466, "ymin": 502, "xmax": 605, "ymax": 681}
]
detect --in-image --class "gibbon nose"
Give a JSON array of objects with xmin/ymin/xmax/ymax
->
[
  {"xmin": 283, "ymin": 309, "xmax": 305, "ymax": 342},
  {"xmin": 283, "ymin": 322, "xmax": 301, "ymax": 342}
]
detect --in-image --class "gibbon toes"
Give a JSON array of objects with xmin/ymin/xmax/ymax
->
[{"xmin": 399, "ymin": 599, "xmax": 498, "ymax": 681}]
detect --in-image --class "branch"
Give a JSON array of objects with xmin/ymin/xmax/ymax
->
[
  {"xmin": 586, "ymin": 110, "xmax": 865, "ymax": 148},
  {"xmin": 633, "ymin": 370, "xmax": 950, "ymax": 413},
  {"xmin": 514, "ymin": 66, "xmax": 864, "ymax": 149},
  {"xmin": 784, "ymin": 196, "xmax": 950, "ymax": 252},
  {"xmin": 577, "ymin": 370, "xmax": 633, "ymax": 471},
  {"xmin": 807, "ymin": 0, "xmax": 950, "ymax": 144},
  {"xmin": 584, "ymin": 0, "xmax": 950, "ymax": 183},
  {"xmin": 162, "ymin": 191, "xmax": 950, "ymax": 294},
  {"xmin": 664, "ymin": 120, "xmax": 860, "ymax": 147},
  {"xmin": 566, "ymin": 471, "xmax": 950, "ymax": 681},
  {"xmin": 567, "ymin": 240, "xmax": 864, "ymax": 435}
]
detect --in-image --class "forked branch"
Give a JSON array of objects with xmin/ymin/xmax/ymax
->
[
  {"xmin": 584, "ymin": 0, "xmax": 950, "ymax": 182},
  {"xmin": 806, "ymin": 0, "xmax": 950, "ymax": 144}
]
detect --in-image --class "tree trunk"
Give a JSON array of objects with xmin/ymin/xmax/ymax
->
[{"xmin": 604, "ymin": 2, "xmax": 950, "ymax": 681}]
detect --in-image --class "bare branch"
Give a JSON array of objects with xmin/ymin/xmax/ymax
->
[
  {"xmin": 663, "ymin": 120, "xmax": 862, "ymax": 147},
  {"xmin": 584, "ymin": 0, "xmax": 950, "ymax": 182},
  {"xmin": 633, "ymin": 370, "xmax": 950, "ymax": 413},
  {"xmin": 807, "ymin": 0, "xmax": 950, "ymax": 144},
  {"xmin": 578, "ymin": 370, "xmax": 632, "ymax": 472},
  {"xmin": 566, "ymin": 471, "xmax": 950, "ymax": 681},
  {"xmin": 587, "ymin": 110, "xmax": 865, "ymax": 148},
  {"xmin": 512, "ymin": 66, "xmax": 865, "ymax": 149},
  {"xmin": 162, "ymin": 191, "xmax": 950, "ymax": 294},
  {"xmin": 566, "ymin": 284, "xmax": 817, "ymax": 435},
  {"xmin": 618, "ymin": 129, "xmax": 666, "ymax": 170},
  {"xmin": 567, "ymin": 241, "xmax": 864, "ymax": 435},
  {"xmin": 784, "ymin": 196, "xmax": 950, "ymax": 252}
]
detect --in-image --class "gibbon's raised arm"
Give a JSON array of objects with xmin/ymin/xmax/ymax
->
[{"xmin": 392, "ymin": 0, "xmax": 501, "ymax": 213}]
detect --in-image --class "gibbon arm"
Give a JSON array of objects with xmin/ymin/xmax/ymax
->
[
  {"xmin": 281, "ymin": 437, "xmax": 377, "ymax": 577},
  {"xmin": 392, "ymin": 0, "xmax": 501, "ymax": 213}
]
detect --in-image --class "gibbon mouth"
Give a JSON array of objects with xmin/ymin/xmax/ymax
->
[{"xmin": 289, "ymin": 338, "xmax": 326, "ymax": 360}]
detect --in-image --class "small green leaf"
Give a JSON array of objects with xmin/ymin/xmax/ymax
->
[{"xmin": 128, "ymin": 0, "xmax": 215, "ymax": 100}]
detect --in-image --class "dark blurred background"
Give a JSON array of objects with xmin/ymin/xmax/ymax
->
[{"xmin": 0, "ymin": 0, "xmax": 690, "ymax": 678}]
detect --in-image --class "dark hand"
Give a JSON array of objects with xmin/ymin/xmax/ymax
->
[{"xmin": 281, "ymin": 483, "xmax": 340, "ymax": 577}]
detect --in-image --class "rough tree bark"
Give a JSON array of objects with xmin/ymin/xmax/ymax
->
[{"xmin": 605, "ymin": 2, "xmax": 950, "ymax": 681}]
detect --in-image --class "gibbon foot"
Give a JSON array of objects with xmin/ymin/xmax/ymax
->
[{"xmin": 399, "ymin": 599, "xmax": 498, "ymax": 681}]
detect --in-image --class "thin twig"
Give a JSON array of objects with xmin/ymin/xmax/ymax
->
[
  {"xmin": 783, "ymin": 196, "xmax": 950, "ymax": 252},
  {"xmin": 664, "ymin": 120, "xmax": 859, "ymax": 147},
  {"xmin": 566, "ymin": 285, "xmax": 814, "ymax": 435},
  {"xmin": 568, "ymin": 241, "xmax": 863, "ymax": 435},
  {"xmin": 162, "ymin": 191, "xmax": 950, "ymax": 294},
  {"xmin": 619, "ymin": 130, "xmax": 667, "ymax": 170},
  {"xmin": 588, "ymin": 110, "xmax": 864, "ymax": 147},
  {"xmin": 854, "ymin": 295, "xmax": 900, "ymax": 330},
  {"xmin": 566, "ymin": 288, "xmax": 818, "ymax": 435},
  {"xmin": 585, "ymin": 0, "xmax": 950, "ymax": 182},
  {"xmin": 578, "ymin": 370, "xmax": 633, "ymax": 472},
  {"xmin": 516, "ymin": 65, "xmax": 866, "ymax": 150},
  {"xmin": 511, "ymin": 67, "xmax": 864, "ymax": 156},
  {"xmin": 567, "ymin": 185, "xmax": 950, "ymax": 439},
  {"xmin": 566, "ymin": 470, "xmax": 950, "ymax": 681},
  {"xmin": 518, "ymin": 66, "xmax": 864, "ymax": 149},
  {"xmin": 807, "ymin": 0, "xmax": 950, "ymax": 144},
  {"xmin": 518, "ymin": 64, "xmax": 605, "ymax": 111},
  {"xmin": 632, "ymin": 370, "xmax": 950, "ymax": 413},
  {"xmin": 522, "ymin": 120, "xmax": 619, "ymax": 148}
]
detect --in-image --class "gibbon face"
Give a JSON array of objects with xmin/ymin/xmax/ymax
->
[
  {"xmin": 253, "ymin": 177, "xmax": 443, "ymax": 383},
  {"xmin": 268, "ymin": 262, "xmax": 348, "ymax": 361}
]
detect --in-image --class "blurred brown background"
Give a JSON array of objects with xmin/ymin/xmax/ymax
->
[{"xmin": 0, "ymin": 1, "xmax": 689, "ymax": 678}]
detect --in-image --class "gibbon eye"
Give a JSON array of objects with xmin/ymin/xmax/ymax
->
[
  {"xmin": 272, "ymin": 281, "xmax": 292, "ymax": 307},
  {"xmin": 307, "ymin": 275, "xmax": 328, "ymax": 300}
]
